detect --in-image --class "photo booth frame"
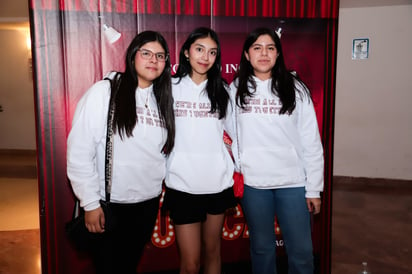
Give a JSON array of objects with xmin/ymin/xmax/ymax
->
[{"xmin": 29, "ymin": 1, "xmax": 338, "ymax": 273}]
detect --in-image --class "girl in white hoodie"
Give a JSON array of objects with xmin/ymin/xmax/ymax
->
[
  {"xmin": 67, "ymin": 31, "xmax": 175, "ymax": 274},
  {"xmin": 163, "ymin": 27, "xmax": 236, "ymax": 274},
  {"xmin": 230, "ymin": 27, "xmax": 324, "ymax": 274}
]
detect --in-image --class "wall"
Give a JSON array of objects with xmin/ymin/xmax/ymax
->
[
  {"xmin": 0, "ymin": 27, "xmax": 36, "ymax": 150},
  {"xmin": 0, "ymin": 0, "xmax": 35, "ymax": 150},
  {"xmin": 1, "ymin": 0, "xmax": 411, "ymax": 180},
  {"xmin": 334, "ymin": 3, "xmax": 412, "ymax": 180}
]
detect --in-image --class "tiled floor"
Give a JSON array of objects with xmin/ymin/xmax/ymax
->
[
  {"xmin": 0, "ymin": 151, "xmax": 411, "ymax": 273},
  {"xmin": 330, "ymin": 177, "xmax": 412, "ymax": 274}
]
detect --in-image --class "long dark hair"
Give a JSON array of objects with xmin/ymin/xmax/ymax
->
[
  {"xmin": 108, "ymin": 31, "xmax": 175, "ymax": 154},
  {"xmin": 173, "ymin": 27, "xmax": 229, "ymax": 119},
  {"xmin": 233, "ymin": 27, "xmax": 310, "ymax": 114}
]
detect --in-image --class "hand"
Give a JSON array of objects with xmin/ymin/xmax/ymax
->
[
  {"xmin": 306, "ymin": 198, "xmax": 321, "ymax": 215},
  {"xmin": 85, "ymin": 207, "xmax": 105, "ymax": 233}
]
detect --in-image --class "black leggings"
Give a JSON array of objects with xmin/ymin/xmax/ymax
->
[{"xmin": 92, "ymin": 196, "xmax": 160, "ymax": 274}]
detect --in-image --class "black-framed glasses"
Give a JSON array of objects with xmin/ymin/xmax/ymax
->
[{"xmin": 137, "ymin": 49, "xmax": 168, "ymax": 62}]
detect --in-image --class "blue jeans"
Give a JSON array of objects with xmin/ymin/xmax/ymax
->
[{"xmin": 241, "ymin": 185, "xmax": 314, "ymax": 274}]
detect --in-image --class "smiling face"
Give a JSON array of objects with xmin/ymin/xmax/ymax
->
[
  {"xmin": 134, "ymin": 41, "xmax": 167, "ymax": 88},
  {"xmin": 184, "ymin": 36, "xmax": 218, "ymax": 84},
  {"xmin": 245, "ymin": 34, "xmax": 279, "ymax": 80}
]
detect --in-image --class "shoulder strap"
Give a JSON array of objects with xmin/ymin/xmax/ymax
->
[
  {"xmin": 234, "ymin": 105, "xmax": 242, "ymax": 172},
  {"xmin": 104, "ymin": 77, "xmax": 119, "ymax": 202}
]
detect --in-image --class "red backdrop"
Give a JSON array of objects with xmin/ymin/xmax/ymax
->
[{"xmin": 29, "ymin": 1, "xmax": 338, "ymax": 273}]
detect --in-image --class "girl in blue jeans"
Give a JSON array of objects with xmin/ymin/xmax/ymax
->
[{"xmin": 229, "ymin": 27, "xmax": 324, "ymax": 274}]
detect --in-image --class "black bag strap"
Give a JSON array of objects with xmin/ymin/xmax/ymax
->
[{"xmin": 103, "ymin": 76, "xmax": 119, "ymax": 203}]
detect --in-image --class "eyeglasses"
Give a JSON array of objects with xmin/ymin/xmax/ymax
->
[{"xmin": 137, "ymin": 49, "xmax": 168, "ymax": 62}]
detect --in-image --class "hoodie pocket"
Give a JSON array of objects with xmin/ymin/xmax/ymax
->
[
  {"xmin": 242, "ymin": 146, "xmax": 300, "ymax": 178},
  {"xmin": 167, "ymin": 151, "xmax": 229, "ymax": 192}
]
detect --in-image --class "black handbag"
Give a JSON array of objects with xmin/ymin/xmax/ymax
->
[
  {"xmin": 65, "ymin": 82, "xmax": 117, "ymax": 251},
  {"xmin": 65, "ymin": 200, "xmax": 112, "ymax": 250}
]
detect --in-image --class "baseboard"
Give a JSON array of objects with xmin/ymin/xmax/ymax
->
[
  {"xmin": 0, "ymin": 149, "xmax": 37, "ymax": 178},
  {"xmin": 0, "ymin": 149, "xmax": 37, "ymax": 156},
  {"xmin": 333, "ymin": 175, "xmax": 412, "ymax": 192}
]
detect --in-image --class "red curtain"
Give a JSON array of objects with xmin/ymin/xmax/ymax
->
[{"xmin": 31, "ymin": 0, "xmax": 338, "ymax": 17}]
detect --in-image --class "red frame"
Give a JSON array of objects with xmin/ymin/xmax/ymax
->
[{"xmin": 29, "ymin": 1, "xmax": 338, "ymax": 273}]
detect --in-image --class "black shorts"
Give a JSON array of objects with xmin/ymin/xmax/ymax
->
[{"xmin": 163, "ymin": 186, "xmax": 237, "ymax": 225}]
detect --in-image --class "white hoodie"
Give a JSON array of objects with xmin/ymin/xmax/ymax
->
[
  {"xmin": 67, "ymin": 78, "xmax": 166, "ymax": 211},
  {"xmin": 229, "ymin": 76, "xmax": 324, "ymax": 198},
  {"xmin": 165, "ymin": 76, "xmax": 235, "ymax": 194}
]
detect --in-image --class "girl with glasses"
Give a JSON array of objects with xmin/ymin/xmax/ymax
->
[{"xmin": 67, "ymin": 31, "xmax": 175, "ymax": 274}]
